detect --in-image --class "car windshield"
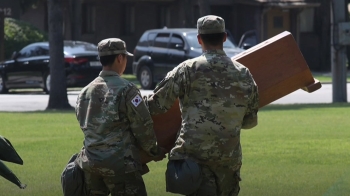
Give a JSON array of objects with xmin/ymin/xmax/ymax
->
[{"xmin": 185, "ymin": 32, "xmax": 237, "ymax": 49}]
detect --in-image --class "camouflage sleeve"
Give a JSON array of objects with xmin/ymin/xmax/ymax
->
[
  {"xmin": 144, "ymin": 64, "xmax": 187, "ymax": 115},
  {"xmin": 125, "ymin": 85, "xmax": 161, "ymax": 157},
  {"xmin": 242, "ymin": 70, "xmax": 259, "ymax": 129}
]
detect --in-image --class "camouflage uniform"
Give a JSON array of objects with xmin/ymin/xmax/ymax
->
[
  {"xmin": 75, "ymin": 38, "xmax": 160, "ymax": 196},
  {"xmin": 144, "ymin": 15, "xmax": 259, "ymax": 196}
]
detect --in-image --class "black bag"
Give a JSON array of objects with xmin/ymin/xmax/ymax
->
[
  {"xmin": 61, "ymin": 153, "xmax": 87, "ymax": 196},
  {"xmin": 0, "ymin": 136, "xmax": 26, "ymax": 189},
  {"xmin": 165, "ymin": 159, "xmax": 202, "ymax": 195}
]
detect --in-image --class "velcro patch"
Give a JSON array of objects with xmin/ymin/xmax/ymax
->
[{"xmin": 131, "ymin": 95, "xmax": 142, "ymax": 107}]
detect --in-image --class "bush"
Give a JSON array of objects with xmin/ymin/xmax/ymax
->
[{"xmin": 4, "ymin": 17, "xmax": 48, "ymax": 59}]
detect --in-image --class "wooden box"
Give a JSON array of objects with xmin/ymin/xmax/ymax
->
[{"xmin": 140, "ymin": 31, "xmax": 321, "ymax": 163}]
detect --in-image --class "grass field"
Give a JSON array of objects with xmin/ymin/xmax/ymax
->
[
  {"xmin": 0, "ymin": 103, "xmax": 349, "ymax": 195},
  {"xmin": 312, "ymin": 72, "xmax": 350, "ymax": 83}
]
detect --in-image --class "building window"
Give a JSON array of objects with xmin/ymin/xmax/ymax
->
[
  {"xmin": 300, "ymin": 8, "xmax": 314, "ymax": 32},
  {"xmin": 123, "ymin": 5, "xmax": 135, "ymax": 35},
  {"xmin": 158, "ymin": 6, "xmax": 171, "ymax": 28},
  {"xmin": 82, "ymin": 3, "xmax": 96, "ymax": 34}
]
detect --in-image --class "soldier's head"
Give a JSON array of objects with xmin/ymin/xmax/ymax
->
[
  {"xmin": 197, "ymin": 15, "xmax": 227, "ymax": 48},
  {"xmin": 97, "ymin": 38, "xmax": 133, "ymax": 74}
]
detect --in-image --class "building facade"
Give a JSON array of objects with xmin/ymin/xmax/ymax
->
[{"xmin": 13, "ymin": 0, "xmax": 330, "ymax": 71}]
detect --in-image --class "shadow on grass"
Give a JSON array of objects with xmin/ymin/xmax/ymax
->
[{"xmin": 261, "ymin": 103, "xmax": 350, "ymax": 111}]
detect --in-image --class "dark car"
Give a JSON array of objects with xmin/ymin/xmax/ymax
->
[
  {"xmin": 0, "ymin": 41, "xmax": 102, "ymax": 94},
  {"xmin": 132, "ymin": 28, "xmax": 244, "ymax": 89}
]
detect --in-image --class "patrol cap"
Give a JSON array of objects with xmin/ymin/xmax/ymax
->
[
  {"xmin": 197, "ymin": 15, "xmax": 225, "ymax": 34},
  {"xmin": 97, "ymin": 38, "xmax": 133, "ymax": 57}
]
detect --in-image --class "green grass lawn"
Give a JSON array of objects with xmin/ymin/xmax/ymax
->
[{"xmin": 0, "ymin": 104, "xmax": 350, "ymax": 195}]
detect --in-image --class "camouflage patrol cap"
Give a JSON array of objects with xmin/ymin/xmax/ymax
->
[
  {"xmin": 197, "ymin": 15, "xmax": 225, "ymax": 34},
  {"xmin": 97, "ymin": 38, "xmax": 133, "ymax": 57}
]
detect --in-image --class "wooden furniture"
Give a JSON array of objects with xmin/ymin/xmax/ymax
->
[
  {"xmin": 231, "ymin": 31, "xmax": 321, "ymax": 107},
  {"xmin": 141, "ymin": 31, "xmax": 321, "ymax": 163}
]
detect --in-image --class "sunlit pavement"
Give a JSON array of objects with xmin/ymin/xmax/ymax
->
[{"xmin": 0, "ymin": 84, "xmax": 349, "ymax": 112}]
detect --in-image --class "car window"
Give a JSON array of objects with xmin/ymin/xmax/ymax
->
[
  {"xmin": 147, "ymin": 32, "xmax": 157, "ymax": 46},
  {"xmin": 185, "ymin": 32, "xmax": 237, "ymax": 49},
  {"xmin": 137, "ymin": 33, "xmax": 149, "ymax": 47},
  {"xmin": 34, "ymin": 46, "xmax": 49, "ymax": 56},
  {"xmin": 242, "ymin": 34, "xmax": 257, "ymax": 46},
  {"xmin": 18, "ymin": 45, "xmax": 36, "ymax": 58},
  {"xmin": 238, "ymin": 31, "xmax": 257, "ymax": 49},
  {"xmin": 169, "ymin": 34, "xmax": 184, "ymax": 49},
  {"xmin": 154, "ymin": 33, "xmax": 170, "ymax": 48}
]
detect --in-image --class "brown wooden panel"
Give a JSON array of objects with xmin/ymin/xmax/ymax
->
[{"xmin": 232, "ymin": 31, "xmax": 319, "ymax": 107}]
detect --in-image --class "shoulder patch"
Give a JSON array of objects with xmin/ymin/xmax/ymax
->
[{"xmin": 131, "ymin": 94, "xmax": 142, "ymax": 107}]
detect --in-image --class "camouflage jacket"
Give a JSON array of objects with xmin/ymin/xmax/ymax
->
[
  {"xmin": 75, "ymin": 70, "xmax": 160, "ymax": 173},
  {"xmin": 144, "ymin": 50, "xmax": 259, "ymax": 165}
]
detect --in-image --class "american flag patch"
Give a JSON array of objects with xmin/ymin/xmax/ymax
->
[{"xmin": 131, "ymin": 95, "xmax": 142, "ymax": 107}]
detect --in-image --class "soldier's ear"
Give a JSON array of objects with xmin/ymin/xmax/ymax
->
[
  {"xmin": 197, "ymin": 34, "xmax": 203, "ymax": 46},
  {"xmin": 116, "ymin": 54, "xmax": 123, "ymax": 63}
]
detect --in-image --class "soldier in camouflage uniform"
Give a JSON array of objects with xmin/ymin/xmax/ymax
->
[
  {"xmin": 144, "ymin": 15, "xmax": 259, "ymax": 196},
  {"xmin": 75, "ymin": 38, "xmax": 164, "ymax": 196}
]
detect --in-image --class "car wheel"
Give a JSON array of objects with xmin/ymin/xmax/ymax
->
[
  {"xmin": 44, "ymin": 74, "xmax": 51, "ymax": 94},
  {"xmin": 139, "ymin": 66, "xmax": 155, "ymax": 90},
  {"xmin": 0, "ymin": 74, "xmax": 8, "ymax": 94}
]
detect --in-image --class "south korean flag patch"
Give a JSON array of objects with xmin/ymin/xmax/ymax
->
[{"xmin": 131, "ymin": 95, "xmax": 142, "ymax": 107}]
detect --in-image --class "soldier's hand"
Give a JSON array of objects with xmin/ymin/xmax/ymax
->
[
  {"xmin": 153, "ymin": 147, "xmax": 167, "ymax": 162},
  {"xmin": 140, "ymin": 164, "xmax": 150, "ymax": 175}
]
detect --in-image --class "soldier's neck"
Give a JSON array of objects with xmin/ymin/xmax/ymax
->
[{"xmin": 202, "ymin": 44, "xmax": 223, "ymax": 51}]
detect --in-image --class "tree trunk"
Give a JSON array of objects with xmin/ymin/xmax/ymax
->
[
  {"xmin": 198, "ymin": 0, "xmax": 210, "ymax": 17},
  {"xmin": 46, "ymin": 0, "xmax": 72, "ymax": 110}
]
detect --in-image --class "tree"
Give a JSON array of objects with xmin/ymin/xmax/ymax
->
[
  {"xmin": 3, "ymin": 18, "xmax": 47, "ymax": 59},
  {"xmin": 46, "ymin": 0, "xmax": 72, "ymax": 110}
]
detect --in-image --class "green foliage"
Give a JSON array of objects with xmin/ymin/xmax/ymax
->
[{"xmin": 4, "ymin": 17, "xmax": 47, "ymax": 59}]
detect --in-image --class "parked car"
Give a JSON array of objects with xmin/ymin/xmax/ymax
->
[
  {"xmin": 132, "ymin": 28, "xmax": 245, "ymax": 89},
  {"xmin": 0, "ymin": 41, "xmax": 102, "ymax": 94}
]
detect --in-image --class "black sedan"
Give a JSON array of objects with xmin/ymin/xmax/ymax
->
[{"xmin": 0, "ymin": 41, "xmax": 102, "ymax": 94}]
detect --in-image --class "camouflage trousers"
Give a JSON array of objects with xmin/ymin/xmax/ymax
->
[
  {"xmin": 187, "ymin": 164, "xmax": 241, "ymax": 196},
  {"xmin": 83, "ymin": 169, "xmax": 147, "ymax": 196}
]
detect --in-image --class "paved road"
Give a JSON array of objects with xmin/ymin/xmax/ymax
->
[{"xmin": 0, "ymin": 84, "xmax": 349, "ymax": 112}]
